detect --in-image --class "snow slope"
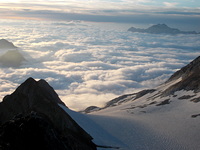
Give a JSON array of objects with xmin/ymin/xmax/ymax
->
[
  {"xmin": 60, "ymin": 76, "xmax": 200, "ymax": 150},
  {"xmin": 59, "ymin": 104, "xmax": 125, "ymax": 149}
]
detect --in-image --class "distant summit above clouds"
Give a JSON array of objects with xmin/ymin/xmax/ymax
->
[
  {"xmin": 128, "ymin": 24, "xmax": 199, "ymax": 34},
  {"xmin": 0, "ymin": 50, "xmax": 26, "ymax": 67},
  {"xmin": 0, "ymin": 39, "xmax": 17, "ymax": 50},
  {"xmin": 0, "ymin": 39, "xmax": 26, "ymax": 67}
]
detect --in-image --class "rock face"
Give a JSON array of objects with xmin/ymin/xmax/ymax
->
[
  {"xmin": 0, "ymin": 50, "xmax": 26, "ymax": 67},
  {"xmin": 83, "ymin": 89, "xmax": 156, "ymax": 113},
  {"xmin": 0, "ymin": 112, "xmax": 68, "ymax": 150},
  {"xmin": 0, "ymin": 39, "xmax": 17, "ymax": 50},
  {"xmin": 163, "ymin": 56, "xmax": 200, "ymax": 95},
  {"xmin": 0, "ymin": 78, "xmax": 96, "ymax": 150},
  {"xmin": 128, "ymin": 24, "xmax": 199, "ymax": 34}
]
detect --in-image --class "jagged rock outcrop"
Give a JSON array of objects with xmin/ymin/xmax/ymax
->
[
  {"xmin": 0, "ymin": 39, "xmax": 17, "ymax": 50},
  {"xmin": 83, "ymin": 89, "xmax": 156, "ymax": 113},
  {"xmin": 163, "ymin": 56, "xmax": 200, "ymax": 95},
  {"xmin": 0, "ymin": 112, "xmax": 68, "ymax": 150},
  {"xmin": 0, "ymin": 77, "xmax": 96, "ymax": 150},
  {"xmin": 0, "ymin": 50, "xmax": 26, "ymax": 67},
  {"xmin": 82, "ymin": 106, "xmax": 101, "ymax": 113},
  {"xmin": 128, "ymin": 24, "xmax": 199, "ymax": 34}
]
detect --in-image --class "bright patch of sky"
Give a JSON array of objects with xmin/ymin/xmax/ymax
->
[{"xmin": 0, "ymin": 0, "xmax": 199, "ymax": 8}]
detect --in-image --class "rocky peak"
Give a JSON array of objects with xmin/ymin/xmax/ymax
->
[
  {"xmin": 0, "ymin": 77, "xmax": 96, "ymax": 150},
  {"xmin": 13, "ymin": 77, "xmax": 65, "ymax": 106},
  {"xmin": 163, "ymin": 56, "xmax": 200, "ymax": 95},
  {"xmin": 167, "ymin": 56, "xmax": 200, "ymax": 82}
]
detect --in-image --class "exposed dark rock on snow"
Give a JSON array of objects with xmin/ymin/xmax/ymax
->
[
  {"xmin": 178, "ymin": 95, "xmax": 196, "ymax": 100},
  {"xmin": 191, "ymin": 113, "xmax": 200, "ymax": 118},
  {"xmin": 83, "ymin": 89, "xmax": 156, "ymax": 113},
  {"xmin": 156, "ymin": 99, "xmax": 170, "ymax": 106},
  {"xmin": 104, "ymin": 89, "xmax": 156, "ymax": 108},
  {"xmin": 0, "ymin": 77, "xmax": 96, "ymax": 150},
  {"xmin": 0, "ymin": 39, "xmax": 17, "ymax": 50},
  {"xmin": 0, "ymin": 50, "xmax": 26, "ymax": 67},
  {"xmin": 190, "ymin": 97, "xmax": 200, "ymax": 103},
  {"xmin": 128, "ymin": 24, "xmax": 199, "ymax": 34},
  {"xmin": 83, "ymin": 106, "xmax": 101, "ymax": 113}
]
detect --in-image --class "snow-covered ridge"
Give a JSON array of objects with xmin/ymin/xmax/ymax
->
[
  {"xmin": 73, "ymin": 56, "xmax": 200, "ymax": 149},
  {"xmin": 83, "ymin": 56, "xmax": 200, "ymax": 113}
]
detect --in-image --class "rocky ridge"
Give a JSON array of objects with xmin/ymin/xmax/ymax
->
[
  {"xmin": 84, "ymin": 56, "xmax": 200, "ymax": 113},
  {"xmin": 0, "ymin": 77, "xmax": 96, "ymax": 150}
]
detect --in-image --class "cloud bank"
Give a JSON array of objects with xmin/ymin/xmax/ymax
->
[{"xmin": 0, "ymin": 20, "xmax": 200, "ymax": 110}]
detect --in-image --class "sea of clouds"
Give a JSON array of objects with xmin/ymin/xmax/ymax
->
[{"xmin": 0, "ymin": 20, "xmax": 199, "ymax": 110}]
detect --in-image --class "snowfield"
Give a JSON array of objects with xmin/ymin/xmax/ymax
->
[{"xmin": 60, "ymin": 77, "xmax": 200, "ymax": 150}]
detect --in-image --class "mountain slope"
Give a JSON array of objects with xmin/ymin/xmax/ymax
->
[
  {"xmin": 81, "ymin": 56, "xmax": 200, "ymax": 149},
  {"xmin": 0, "ymin": 77, "xmax": 96, "ymax": 150}
]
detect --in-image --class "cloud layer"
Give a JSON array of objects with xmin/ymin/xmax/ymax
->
[{"xmin": 0, "ymin": 20, "xmax": 200, "ymax": 110}]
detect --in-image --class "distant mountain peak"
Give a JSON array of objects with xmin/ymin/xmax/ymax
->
[
  {"xmin": 0, "ymin": 50, "xmax": 26, "ymax": 67},
  {"xmin": 128, "ymin": 24, "xmax": 198, "ymax": 34},
  {"xmin": 0, "ymin": 39, "xmax": 17, "ymax": 50},
  {"xmin": 150, "ymin": 23, "xmax": 168, "ymax": 28}
]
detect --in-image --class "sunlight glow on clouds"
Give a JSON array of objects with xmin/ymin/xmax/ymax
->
[
  {"xmin": 0, "ymin": 20, "xmax": 199, "ymax": 110},
  {"xmin": 163, "ymin": 2, "xmax": 178, "ymax": 7}
]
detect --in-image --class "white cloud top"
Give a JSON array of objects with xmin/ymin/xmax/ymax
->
[{"xmin": 0, "ymin": 20, "xmax": 199, "ymax": 110}]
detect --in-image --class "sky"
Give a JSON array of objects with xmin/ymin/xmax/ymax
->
[{"xmin": 0, "ymin": 0, "xmax": 199, "ymax": 26}]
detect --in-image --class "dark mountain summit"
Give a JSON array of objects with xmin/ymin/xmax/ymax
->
[
  {"xmin": 128, "ymin": 24, "xmax": 199, "ymax": 34},
  {"xmin": 0, "ymin": 77, "xmax": 96, "ymax": 150}
]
